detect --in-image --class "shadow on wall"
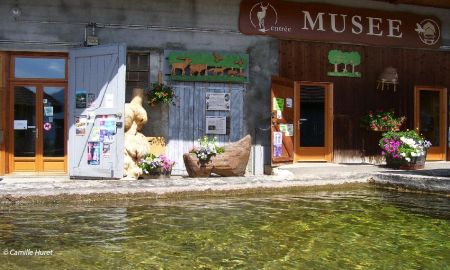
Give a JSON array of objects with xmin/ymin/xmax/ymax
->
[{"xmin": 246, "ymin": 39, "xmax": 279, "ymax": 165}]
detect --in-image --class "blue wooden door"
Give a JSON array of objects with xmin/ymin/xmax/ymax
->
[
  {"xmin": 68, "ymin": 44, "xmax": 127, "ymax": 178},
  {"xmin": 168, "ymin": 82, "xmax": 245, "ymax": 175}
]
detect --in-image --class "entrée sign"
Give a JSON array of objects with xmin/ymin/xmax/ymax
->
[{"xmin": 239, "ymin": 0, "xmax": 441, "ymax": 49}]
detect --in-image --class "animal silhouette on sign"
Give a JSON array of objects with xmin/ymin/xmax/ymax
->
[
  {"xmin": 171, "ymin": 57, "xmax": 192, "ymax": 76},
  {"xmin": 227, "ymin": 68, "xmax": 239, "ymax": 77},
  {"xmin": 257, "ymin": 3, "xmax": 269, "ymax": 30},
  {"xmin": 190, "ymin": 64, "xmax": 208, "ymax": 76},
  {"xmin": 209, "ymin": 67, "xmax": 226, "ymax": 76},
  {"xmin": 213, "ymin": 52, "xmax": 223, "ymax": 63}
]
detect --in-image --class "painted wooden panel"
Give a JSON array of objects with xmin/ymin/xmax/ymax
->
[
  {"xmin": 168, "ymin": 82, "xmax": 245, "ymax": 175},
  {"xmin": 279, "ymin": 40, "xmax": 450, "ymax": 162},
  {"xmin": 68, "ymin": 44, "xmax": 126, "ymax": 178}
]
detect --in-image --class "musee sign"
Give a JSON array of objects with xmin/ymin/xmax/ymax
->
[{"xmin": 239, "ymin": 0, "xmax": 442, "ymax": 49}]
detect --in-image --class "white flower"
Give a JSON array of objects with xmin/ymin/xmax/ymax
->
[{"xmin": 405, "ymin": 157, "xmax": 411, "ymax": 162}]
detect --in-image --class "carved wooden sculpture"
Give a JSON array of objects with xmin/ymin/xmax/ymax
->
[
  {"xmin": 183, "ymin": 135, "xmax": 252, "ymax": 177},
  {"xmin": 123, "ymin": 88, "xmax": 150, "ymax": 179}
]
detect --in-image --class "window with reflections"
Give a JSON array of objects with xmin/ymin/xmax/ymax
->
[{"xmin": 15, "ymin": 57, "xmax": 66, "ymax": 79}]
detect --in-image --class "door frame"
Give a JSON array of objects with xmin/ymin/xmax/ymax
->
[
  {"xmin": 414, "ymin": 86, "xmax": 447, "ymax": 161},
  {"xmin": 7, "ymin": 53, "xmax": 68, "ymax": 174},
  {"xmin": 294, "ymin": 81, "xmax": 333, "ymax": 162}
]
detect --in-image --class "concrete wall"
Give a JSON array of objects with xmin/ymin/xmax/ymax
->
[{"xmin": 0, "ymin": 0, "xmax": 448, "ymax": 167}]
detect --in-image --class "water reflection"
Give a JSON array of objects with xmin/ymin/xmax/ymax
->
[{"xmin": 0, "ymin": 187, "xmax": 448, "ymax": 269}]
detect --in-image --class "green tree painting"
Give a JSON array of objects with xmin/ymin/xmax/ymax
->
[
  {"xmin": 327, "ymin": 50, "xmax": 361, "ymax": 78},
  {"xmin": 328, "ymin": 50, "xmax": 341, "ymax": 72}
]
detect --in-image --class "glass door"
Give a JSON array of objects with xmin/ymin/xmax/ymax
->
[
  {"xmin": 11, "ymin": 84, "xmax": 66, "ymax": 172},
  {"xmin": 414, "ymin": 87, "xmax": 446, "ymax": 161},
  {"xmin": 13, "ymin": 86, "xmax": 38, "ymax": 171},
  {"xmin": 294, "ymin": 82, "xmax": 333, "ymax": 162}
]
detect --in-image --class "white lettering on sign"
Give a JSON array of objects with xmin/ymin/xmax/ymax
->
[
  {"xmin": 302, "ymin": 11, "xmax": 325, "ymax": 31},
  {"xmin": 301, "ymin": 11, "xmax": 405, "ymax": 38},
  {"xmin": 387, "ymin": 19, "xmax": 402, "ymax": 38}
]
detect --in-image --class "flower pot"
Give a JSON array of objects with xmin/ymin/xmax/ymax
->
[
  {"xmin": 385, "ymin": 154, "xmax": 427, "ymax": 170},
  {"xmin": 140, "ymin": 169, "xmax": 172, "ymax": 179}
]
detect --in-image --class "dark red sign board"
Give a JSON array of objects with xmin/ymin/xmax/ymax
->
[{"xmin": 239, "ymin": 0, "xmax": 442, "ymax": 49}]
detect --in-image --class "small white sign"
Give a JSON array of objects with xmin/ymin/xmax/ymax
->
[
  {"xmin": 285, "ymin": 124, "xmax": 294, "ymax": 136},
  {"xmin": 104, "ymin": 94, "xmax": 114, "ymax": 108},
  {"xmin": 286, "ymin": 98, "xmax": 293, "ymax": 108},
  {"xmin": 14, "ymin": 120, "xmax": 28, "ymax": 130},
  {"xmin": 274, "ymin": 132, "xmax": 283, "ymax": 146},
  {"xmin": 276, "ymin": 110, "xmax": 282, "ymax": 119},
  {"xmin": 206, "ymin": 93, "xmax": 230, "ymax": 111},
  {"xmin": 44, "ymin": 106, "xmax": 53, "ymax": 117},
  {"xmin": 205, "ymin": 116, "xmax": 227, "ymax": 134}
]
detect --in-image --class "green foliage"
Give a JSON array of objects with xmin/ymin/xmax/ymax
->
[
  {"xmin": 191, "ymin": 136, "xmax": 225, "ymax": 161},
  {"xmin": 145, "ymin": 83, "xmax": 176, "ymax": 106}
]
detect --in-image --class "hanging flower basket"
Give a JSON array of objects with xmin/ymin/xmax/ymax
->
[
  {"xmin": 144, "ymin": 83, "xmax": 176, "ymax": 106},
  {"xmin": 361, "ymin": 110, "xmax": 405, "ymax": 132}
]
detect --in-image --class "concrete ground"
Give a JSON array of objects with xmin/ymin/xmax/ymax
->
[{"xmin": 0, "ymin": 162, "xmax": 449, "ymax": 203}]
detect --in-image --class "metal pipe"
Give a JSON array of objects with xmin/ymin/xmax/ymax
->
[{"xmin": 14, "ymin": 18, "xmax": 242, "ymax": 35}]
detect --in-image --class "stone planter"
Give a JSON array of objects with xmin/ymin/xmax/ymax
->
[
  {"xmin": 386, "ymin": 154, "xmax": 426, "ymax": 170},
  {"xmin": 183, "ymin": 154, "xmax": 213, "ymax": 177}
]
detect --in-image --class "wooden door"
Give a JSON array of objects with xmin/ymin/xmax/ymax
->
[
  {"xmin": 10, "ymin": 83, "xmax": 67, "ymax": 172},
  {"xmin": 167, "ymin": 82, "xmax": 245, "ymax": 175},
  {"xmin": 294, "ymin": 82, "xmax": 333, "ymax": 162},
  {"xmin": 271, "ymin": 76, "xmax": 294, "ymax": 164},
  {"xmin": 414, "ymin": 86, "xmax": 447, "ymax": 161},
  {"xmin": 68, "ymin": 44, "xmax": 126, "ymax": 178}
]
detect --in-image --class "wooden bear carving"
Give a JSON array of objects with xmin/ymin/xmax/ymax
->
[{"xmin": 123, "ymin": 88, "xmax": 150, "ymax": 179}]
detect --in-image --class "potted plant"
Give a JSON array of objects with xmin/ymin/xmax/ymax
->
[
  {"xmin": 185, "ymin": 136, "xmax": 225, "ymax": 177},
  {"xmin": 379, "ymin": 130, "xmax": 431, "ymax": 170},
  {"xmin": 144, "ymin": 82, "xmax": 176, "ymax": 106},
  {"xmin": 138, "ymin": 154, "xmax": 175, "ymax": 179},
  {"xmin": 361, "ymin": 110, "xmax": 406, "ymax": 131}
]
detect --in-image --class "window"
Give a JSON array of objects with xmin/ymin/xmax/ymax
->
[
  {"xmin": 14, "ymin": 57, "xmax": 66, "ymax": 79},
  {"xmin": 126, "ymin": 53, "xmax": 149, "ymax": 99}
]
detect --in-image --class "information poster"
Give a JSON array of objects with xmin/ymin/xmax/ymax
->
[
  {"xmin": 90, "ymin": 127, "xmax": 101, "ymax": 142},
  {"xmin": 286, "ymin": 98, "xmax": 293, "ymax": 108},
  {"xmin": 44, "ymin": 106, "xmax": 53, "ymax": 117},
  {"xmin": 76, "ymin": 89, "xmax": 87, "ymax": 108},
  {"xmin": 205, "ymin": 116, "xmax": 227, "ymax": 134},
  {"xmin": 104, "ymin": 94, "xmax": 114, "ymax": 108},
  {"xmin": 87, "ymin": 142, "xmax": 101, "ymax": 165},
  {"xmin": 273, "ymin": 98, "xmax": 284, "ymax": 111},
  {"xmin": 75, "ymin": 116, "xmax": 87, "ymax": 136},
  {"xmin": 87, "ymin": 93, "xmax": 96, "ymax": 108},
  {"xmin": 273, "ymin": 131, "xmax": 283, "ymax": 146},
  {"xmin": 206, "ymin": 93, "xmax": 231, "ymax": 111},
  {"xmin": 285, "ymin": 124, "xmax": 294, "ymax": 137},
  {"xmin": 103, "ymin": 144, "xmax": 111, "ymax": 158},
  {"xmin": 273, "ymin": 131, "xmax": 283, "ymax": 158},
  {"xmin": 14, "ymin": 120, "xmax": 28, "ymax": 130}
]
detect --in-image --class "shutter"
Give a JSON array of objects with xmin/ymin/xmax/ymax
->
[
  {"xmin": 68, "ymin": 44, "xmax": 127, "ymax": 178},
  {"xmin": 271, "ymin": 76, "xmax": 294, "ymax": 164}
]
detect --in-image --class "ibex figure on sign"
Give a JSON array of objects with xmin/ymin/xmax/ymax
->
[
  {"xmin": 257, "ymin": 3, "xmax": 269, "ymax": 29},
  {"xmin": 171, "ymin": 58, "xmax": 192, "ymax": 76}
]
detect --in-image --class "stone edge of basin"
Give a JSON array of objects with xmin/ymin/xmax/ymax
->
[
  {"xmin": 369, "ymin": 172, "xmax": 450, "ymax": 194},
  {"xmin": 0, "ymin": 172, "xmax": 448, "ymax": 204}
]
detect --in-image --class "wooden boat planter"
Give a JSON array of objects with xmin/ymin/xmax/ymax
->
[{"xmin": 183, "ymin": 135, "xmax": 251, "ymax": 177}]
